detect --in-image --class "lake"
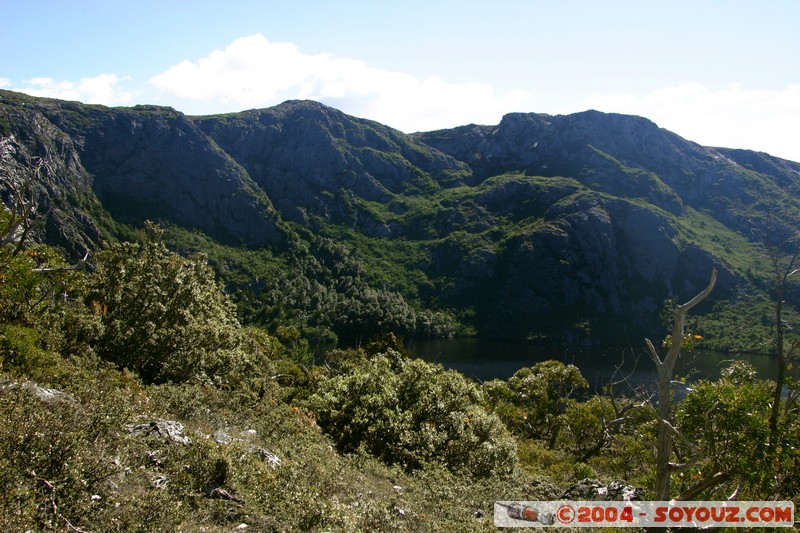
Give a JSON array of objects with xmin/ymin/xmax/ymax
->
[{"xmin": 407, "ymin": 338, "xmax": 778, "ymax": 393}]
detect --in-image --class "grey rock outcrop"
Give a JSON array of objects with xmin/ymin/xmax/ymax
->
[
  {"xmin": 562, "ymin": 478, "xmax": 646, "ymax": 501},
  {"xmin": 0, "ymin": 379, "xmax": 77, "ymax": 403},
  {"xmin": 128, "ymin": 419, "xmax": 191, "ymax": 445},
  {"xmin": 0, "ymin": 92, "xmax": 286, "ymax": 250}
]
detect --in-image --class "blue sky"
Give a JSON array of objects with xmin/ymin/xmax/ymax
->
[{"xmin": 2, "ymin": 0, "xmax": 799, "ymax": 160}]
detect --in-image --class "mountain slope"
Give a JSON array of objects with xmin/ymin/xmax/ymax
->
[
  {"xmin": 416, "ymin": 110, "xmax": 800, "ymax": 226},
  {"xmin": 193, "ymin": 100, "xmax": 469, "ymax": 236},
  {"xmin": 0, "ymin": 91, "xmax": 287, "ymax": 249},
  {"xmin": 2, "ymin": 89, "xmax": 799, "ymax": 345}
]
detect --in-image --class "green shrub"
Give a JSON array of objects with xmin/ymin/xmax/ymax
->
[
  {"xmin": 308, "ymin": 350, "xmax": 517, "ymax": 476},
  {"xmin": 485, "ymin": 360, "xmax": 588, "ymax": 447},
  {"xmin": 558, "ymin": 396, "xmax": 608, "ymax": 461},
  {"xmin": 0, "ymin": 363, "xmax": 179, "ymax": 532},
  {"xmin": 675, "ymin": 361, "xmax": 787, "ymax": 498},
  {"xmin": 0, "ymin": 324, "xmax": 59, "ymax": 378},
  {"xmin": 86, "ymin": 222, "xmax": 254, "ymax": 386}
]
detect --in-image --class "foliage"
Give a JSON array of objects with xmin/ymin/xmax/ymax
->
[
  {"xmin": 558, "ymin": 395, "xmax": 613, "ymax": 462},
  {"xmin": 180, "ymin": 230, "xmax": 460, "ymax": 345},
  {"xmin": 675, "ymin": 361, "xmax": 799, "ymax": 499},
  {"xmin": 86, "ymin": 222, "xmax": 255, "ymax": 385},
  {"xmin": 0, "ymin": 358, "xmax": 171, "ymax": 533},
  {"xmin": 485, "ymin": 360, "xmax": 588, "ymax": 447},
  {"xmin": 0, "ymin": 325, "xmax": 60, "ymax": 379},
  {"xmin": 0, "ymin": 242, "xmax": 81, "ymax": 326},
  {"xmin": 309, "ymin": 350, "xmax": 517, "ymax": 476},
  {"xmin": 0, "ymin": 343, "xmax": 542, "ymax": 532},
  {"xmin": 694, "ymin": 293, "xmax": 781, "ymax": 353}
]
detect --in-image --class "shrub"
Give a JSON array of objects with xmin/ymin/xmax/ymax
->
[
  {"xmin": 308, "ymin": 350, "xmax": 517, "ymax": 476},
  {"xmin": 559, "ymin": 396, "xmax": 609, "ymax": 461},
  {"xmin": 0, "ymin": 363, "xmax": 174, "ymax": 532},
  {"xmin": 86, "ymin": 222, "xmax": 253, "ymax": 385},
  {"xmin": 675, "ymin": 361, "xmax": 787, "ymax": 498},
  {"xmin": 0, "ymin": 325, "xmax": 59, "ymax": 378},
  {"xmin": 485, "ymin": 360, "xmax": 588, "ymax": 447}
]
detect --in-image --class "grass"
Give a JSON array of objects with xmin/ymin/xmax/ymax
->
[
  {"xmin": 0, "ymin": 346, "xmax": 567, "ymax": 532},
  {"xmin": 674, "ymin": 207, "xmax": 769, "ymax": 277}
]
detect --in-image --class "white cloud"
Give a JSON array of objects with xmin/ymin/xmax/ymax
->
[
  {"xmin": 583, "ymin": 82, "xmax": 800, "ymax": 162},
  {"xmin": 13, "ymin": 74, "xmax": 133, "ymax": 106},
  {"xmin": 150, "ymin": 34, "xmax": 532, "ymax": 132},
  {"xmin": 0, "ymin": 78, "xmax": 10, "ymax": 89}
]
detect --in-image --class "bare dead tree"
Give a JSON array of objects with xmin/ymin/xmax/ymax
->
[
  {"xmin": 745, "ymin": 208, "xmax": 800, "ymax": 446},
  {"xmin": 762, "ymin": 231, "xmax": 800, "ymax": 446},
  {"xmin": 645, "ymin": 268, "xmax": 717, "ymax": 501},
  {"xmin": 2, "ymin": 136, "xmax": 88, "ymax": 282},
  {"xmin": 0, "ymin": 135, "xmax": 46, "ymax": 255}
]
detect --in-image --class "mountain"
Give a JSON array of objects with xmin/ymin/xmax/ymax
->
[
  {"xmin": 192, "ymin": 100, "xmax": 468, "ymax": 234},
  {"xmin": 2, "ymin": 89, "xmax": 800, "ymax": 345},
  {"xmin": 0, "ymin": 91, "xmax": 286, "ymax": 253}
]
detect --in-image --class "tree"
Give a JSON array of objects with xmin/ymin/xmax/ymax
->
[
  {"xmin": 86, "ymin": 222, "xmax": 250, "ymax": 385},
  {"xmin": 559, "ymin": 393, "xmax": 651, "ymax": 463},
  {"xmin": 0, "ymin": 136, "xmax": 43, "ymax": 255},
  {"xmin": 645, "ymin": 268, "xmax": 716, "ymax": 501},
  {"xmin": 755, "ymin": 216, "xmax": 800, "ymax": 445},
  {"xmin": 2, "ymin": 137, "xmax": 86, "ymax": 327},
  {"xmin": 485, "ymin": 360, "xmax": 589, "ymax": 448},
  {"xmin": 675, "ymin": 362, "xmax": 776, "ymax": 499}
]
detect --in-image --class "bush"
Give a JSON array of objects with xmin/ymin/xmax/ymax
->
[
  {"xmin": 86, "ymin": 223, "xmax": 254, "ymax": 385},
  {"xmin": 308, "ymin": 350, "xmax": 517, "ymax": 476},
  {"xmin": 559, "ymin": 396, "xmax": 609, "ymax": 462},
  {"xmin": 675, "ymin": 361, "xmax": 785, "ymax": 498},
  {"xmin": 485, "ymin": 360, "xmax": 588, "ymax": 447},
  {"xmin": 0, "ymin": 363, "xmax": 180, "ymax": 532},
  {"xmin": 0, "ymin": 325, "xmax": 59, "ymax": 378}
]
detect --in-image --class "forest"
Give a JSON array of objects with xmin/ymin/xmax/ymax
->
[{"xmin": 2, "ymin": 134, "xmax": 799, "ymax": 530}]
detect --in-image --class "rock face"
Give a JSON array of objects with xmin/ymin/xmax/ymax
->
[
  {"xmin": 77, "ymin": 106, "xmax": 286, "ymax": 247},
  {"xmin": 417, "ymin": 109, "xmax": 800, "ymax": 226},
  {"xmin": 483, "ymin": 194, "xmax": 726, "ymax": 340},
  {"xmin": 194, "ymin": 100, "xmax": 468, "ymax": 234},
  {"xmin": 0, "ymin": 92, "xmax": 286, "ymax": 248},
  {"xmin": 3, "ymin": 90, "xmax": 800, "ymax": 343},
  {"xmin": 128, "ymin": 419, "xmax": 191, "ymax": 445}
]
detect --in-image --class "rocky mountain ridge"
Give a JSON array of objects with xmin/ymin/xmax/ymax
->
[{"xmin": 2, "ymin": 89, "xmax": 799, "ymax": 343}]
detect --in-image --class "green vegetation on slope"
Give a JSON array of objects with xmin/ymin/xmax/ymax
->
[
  {"xmin": 4, "ymin": 92, "xmax": 800, "ymax": 528},
  {"xmin": 3, "ymin": 196, "xmax": 800, "ymax": 530},
  {"xmin": 5, "ymin": 91, "xmax": 800, "ymax": 349}
]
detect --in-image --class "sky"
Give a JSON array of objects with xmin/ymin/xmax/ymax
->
[{"xmin": 2, "ymin": 0, "xmax": 799, "ymax": 161}]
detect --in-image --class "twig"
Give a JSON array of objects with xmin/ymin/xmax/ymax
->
[
  {"xmin": 32, "ymin": 251, "xmax": 90, "ymax": 274},
  {"xmin": 30, "ymin": 471, "xmax": 90, "ymax": 533}
]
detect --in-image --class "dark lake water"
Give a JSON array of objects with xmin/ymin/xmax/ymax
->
[{"xmin": 407, "ymin": 338, "xmax": 778, "ymax": 393}]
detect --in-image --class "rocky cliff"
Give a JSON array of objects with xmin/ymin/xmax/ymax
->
[
  {"xmin": 2, "ymin": 89, "xmax": 799, "ymax": 343},
  {"xmin": 0, "ymin": 91, "xmax": 286, "ymax": 250},
  {"xmin": 193, "ymin": 100, "xmax": 468, "ymax": 235}
]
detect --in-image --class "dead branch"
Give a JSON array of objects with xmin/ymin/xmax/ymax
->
[
  {"xmin": 676, "ymin": 471, "xmax": 729, "ymax": 501},
  {"xmin": 30, "ymin": 470, "xmax": 89, "ymax": 533},
  {"xmin": 32, "ymin": 251, "xmax": 90, "ymax": 274},
  {"xmin": 1, "ymin": 136, "xmax": 47, "ymax": 255},
  {"xmin": 648, "ymin": 268, "xmax": 717, "ymax": 501}
]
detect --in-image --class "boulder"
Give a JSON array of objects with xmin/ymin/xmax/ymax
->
[
  {"xmin": 128, "ymin": 419, "xmax": 191, "ymax": 445},
  {"xmin": 562, "ymin": 478, "xmax": 645, "ymax": 501}
]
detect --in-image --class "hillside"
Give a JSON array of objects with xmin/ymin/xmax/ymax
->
[{"xmin": 2, "ymin": 89, "xmax": 800, "ymax": 346}]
